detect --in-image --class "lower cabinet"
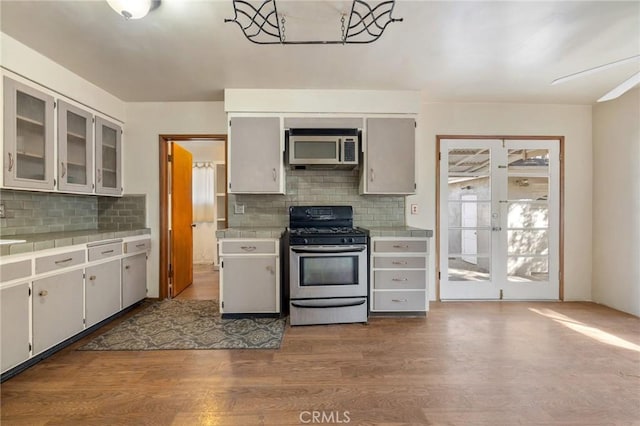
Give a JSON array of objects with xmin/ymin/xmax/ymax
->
[
  {"xmin": 370, "ymin": 237, "xmax": 429, "ymax": 314},
  {"xmin": 122, "ymin": 253, "xmax": 147, "ymax": 308},
  {"xmin": 32, "ymin": 269, "xmax": 84, "ymax": 355},
  {"xmin": 85, "ymin": 259, "xmax": 121, "ymax": 327},
  {"xmin": 1, "ymin": 283, "xmax": 30, "ymax": 372},
  {"xmin": 219, "ymin": 239, "xmax": 280, "ymax": 315}
]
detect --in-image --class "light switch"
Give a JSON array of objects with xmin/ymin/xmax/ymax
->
[{"xmin": 234, "ymin": 204, "xmax": 245, "ymax": 214}]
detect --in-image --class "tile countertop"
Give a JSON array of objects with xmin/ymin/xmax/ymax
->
[
  {"xmin": 364, "ymin": 227, "xmax": 433, "ymax": 238},
  {"xmin": 0, "ymin": 228, "xmax": 151, "ymax": 256},
  {"xmin": 215, "ymin": 228, "xmax": 286, "ymax": 239}
]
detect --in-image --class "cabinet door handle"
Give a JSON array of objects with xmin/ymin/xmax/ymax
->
[
  {"xmin": 89, "ymin": 275, "xmax": 96, "ymax": 281},
  {"xmin": 266, "ymin": 265, "xmax": 274, "ymax": 274},
  {"xmin": 39, "ymin": 290, "xmax": 48, "ymax": 297},
  {"xmin": 392, "ymin": 261, "xmax": 408, "ymax": 265},
  {"xmin": 101, "ymin": 250, "xmax": 114, "ymax": 255},
  {"xmin": 97, "ymin": 168, "xmax": 102, "ymax": 183},
  {"xmin": 8, "ymin": 152, "xmax": 14, "ymax": 172},
  {"xmin": 392, "ymin": 278, "xmax": 408, "ymax": 282},
  {"xmin": 272, "ymin": 168, "xmax": 277, "ymax": 181},
  {"xmin": 54, "ymin": 257, "xmax": 73, "ymax": 265},
  {"xmin": 240, "ymin": 246, "xmax": 257, "ymax": 252},
  {"xmin": 61, "ymin": 161, "xmax": 66, "ymax": 178},
  {"xmin": 136, "ymin": 243, "xmax": 146, "ymax": 248},
  {"xmin": 391, "ymin": 298, "xmax": 408, "ymax": 303},
  {"xmin": 392, "ymin": 244, "xmax": 409, "ymax": 249},
  {"xmin": 370, "ymin": 168, "xmax": 375, "ymax": 182}
]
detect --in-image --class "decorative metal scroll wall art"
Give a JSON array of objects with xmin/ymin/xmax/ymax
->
[{"xmin": 224, "ymin": 0, "xmax": 403, "ymax": 45}]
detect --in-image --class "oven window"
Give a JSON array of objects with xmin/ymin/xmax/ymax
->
[{"xmin": 300, "ymin": 256, "xmax": 358, "ymax": 286}]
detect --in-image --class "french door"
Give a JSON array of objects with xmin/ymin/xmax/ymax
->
[{"xmin": 439, "ymin": 138, "xmax": 560, "ymax": 300}]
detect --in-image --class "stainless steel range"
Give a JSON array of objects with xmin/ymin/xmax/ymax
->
[{"xmin": 287, "ymin": 206, "xmax": 368, "ymax": 326}]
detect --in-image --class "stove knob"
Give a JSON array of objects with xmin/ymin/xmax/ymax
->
[
  {"xmin": 349, "ymin": 238, "xmax": 355, "ymax": 243},
  {"xmin": 303, "ymin": 238, "xmax": 309, "ymax": 245},
  {"xmin": 342, "ymin": 238, "xmax": 348, "ymax": 244}
]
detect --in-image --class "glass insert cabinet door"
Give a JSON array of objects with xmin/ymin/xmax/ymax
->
[
  {"xmin": 439, "ymin": 138, "xmax": 560, "ymax": 300},
  {"xmin": 57, "ymin": 100, "xmax": 94, "ymax": 193},
  {"xmin": 3, "ymin": 76, "xmax": 55, "ymax": 190},
  {"xmin": 95, "ymin": 116, "xmax": 122, "ymax": 195}
]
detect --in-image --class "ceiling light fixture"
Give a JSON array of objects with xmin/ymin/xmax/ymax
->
[
  {"xmin": 224, "ymin": 0, "xmax": 403, "ymax": 45},
  {"xmin": 107, "ymin": 0, "xmax": 152, "ymax": 20}
]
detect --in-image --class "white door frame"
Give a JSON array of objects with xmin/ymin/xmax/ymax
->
[{"xmin": 436, "ymin": 136, "xmax": 564, "ymax": 301}]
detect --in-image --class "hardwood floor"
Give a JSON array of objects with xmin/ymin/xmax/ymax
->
[
  {"xmin": 2, "ymin": 301, "xmax": 638, "ymax": 425},
  {"xmin": 174, "ymin": 263, "xmax": 219, "ymax": 301}
]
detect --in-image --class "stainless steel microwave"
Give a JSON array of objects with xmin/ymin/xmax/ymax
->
[{"xmin": 288, "ymin": 128, "xmax": 359, "ymax": 168}]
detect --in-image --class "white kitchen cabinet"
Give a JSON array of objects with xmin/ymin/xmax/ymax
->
[
  {"xmin": 57, "ymin": 100, "xmax": 94, "ymax": 193},
  {"xmin": 219, "ymin": 239, "xmax": 280, "ymax": 315},
  {"xmin": 85, "ymin": 259, "xmax": 121, "ymax": 327},
  {"xmin": 362, "ymin": 117, "xmax": 416, "ymax": 194},
  {"xmin": 95, "ymin": 116, "xmax": 122, "ymax": 196},
  {"xmin": 370, "ymin": 237, "xmax": 429, "ymax": 314},
  {"xmin": 3, "ymin": 76, "xmax": 55, "ymax": 190},
  {"xmin": 1, "ymin": 283, "xmax": 31, "ymax": 373},
  {"xmin": 122, "ymin": 253, "xmax": 147, "ymax": 308},
  {"xmin": 228, "ymin": 116, "xmax": 284, "ymax": 194},
  {"xmin": 32, "ymin": 268, "xmax": 84, "ymax": 355}
]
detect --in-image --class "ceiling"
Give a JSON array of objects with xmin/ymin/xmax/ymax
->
[{"xmin": 1, "ymin": 1, "xmax": 638, "ymax": 104}]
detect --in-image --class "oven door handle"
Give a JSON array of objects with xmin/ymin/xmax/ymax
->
[
  {"xmin": 291, "ymin": 300, "xmax": 366, "ymax": 309},
  {"xmin": 291, "ymin": 246, "xmax": 366, "ymax": 254}
]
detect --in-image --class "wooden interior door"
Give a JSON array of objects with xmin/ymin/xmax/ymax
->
[{"xmin": 171, "ymin": 142, "xmax": 193, "ymax": 297}]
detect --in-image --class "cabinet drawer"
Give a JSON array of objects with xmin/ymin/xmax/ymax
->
[
  {"xmin": 124, "ymin": 238, "xmax": 150, "ymax": 254},
  {"xmin": 373, "ymin": 240, "xmax": 427, "ymax": 253},
  {"xmin": 0, "ymin": 259, "xmax": 32, "ymax": 282},
  {"xmin": 373, "ymin": 256, "xmax": 425, "ymax": 269},
  {"xmin": 373, "ymin": 270, "xmax": 426, "ymax": 290},
  {"xmin": 35, "ymin": 250, "xmax": 85, "ymax": 274},
  {"xmin": 373, "ymin": 291, "xmax": 426, "ymax": 311},
  {"xmin": 88, "ymin": 242, "xmax": 122, "ymax": 261},
  {"xmin": 220, "ymin": 240, "xmax": 276, "ymax": 254}
]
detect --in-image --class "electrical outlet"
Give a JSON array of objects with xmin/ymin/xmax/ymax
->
[
  {"xmin": 0, "ymin": 203, "xmax": 5, "ymax": 218},
  {"xmin": 234, "ymin": 204, "xmax": 245, "ymax": 214},
  {"xmin": 411, "ymin": 204, "xmax": 419, "ymax": 215}
]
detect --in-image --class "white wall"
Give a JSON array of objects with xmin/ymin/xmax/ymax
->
[
  {"xmin": 592, "ymin": 88, "xmax": 640, "ymax": 316},
  {"xmin": 409, "ymin": 102, "xmax": 593, "ymax": 302},
  {"xmin": 124, "ymin": 102, "xmax": 227, "ymax": 297}
]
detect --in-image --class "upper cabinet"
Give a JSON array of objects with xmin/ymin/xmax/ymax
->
[
  {"xmin": 3, "ymin": 76, "xmax": 55, "ymax": 190},
  {"xmin": 95, "ymin": 116, "xmax": 122, "ymax": 196},
  {"xmin": 228, "ymin": 116, "xmax": 284, "ymax": 194},
  {"xmin": 362, "ymin": 117, "xmax": 416, "ymax": 195},
  {"xmin": 58, "ymin": 100, "xmax": 94, "ymax": 193}
]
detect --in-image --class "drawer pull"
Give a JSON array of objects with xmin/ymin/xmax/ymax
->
[
  {"xmin": 391, "ymin": 298, "xmax": 408, "ymax": 303},
  {"xmin": 89, "ymin": 275, "xmax": 96, "ymax": 281},
  {"xmin": 392, "ymin": 261, "xmax": 408, "ymax": 265},
  {"xmin": 135, "ymin": 243, "xmax": 146, "ymax": 248},
  {"xmin": 392, "ymin": 278, "xmax": 408, "ymax": 282},
  {"xmin": 393, "ymin": 244, "xmax": 409, "ymax": 249},
  {"xmin": 38, "ymin": 290, "xmax": 48, "ymax": 297},
  {"xmin": 101, "ymin": 249, "xmax": 114, "ymax": 255},
  {"xmin": 241, "ymin": 246, "xmax": 257, "ymax": 252},
  {"xmin": 54, "ymin": 258, "xmax": 73, "ymax": 265}
]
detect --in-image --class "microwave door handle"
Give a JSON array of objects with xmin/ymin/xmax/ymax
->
[
  {"xmin": 338, "ymin": 138, "xmax": 342, "ymax": 162},
  {"xmin": 291, "ymin": 246, "xmax": 366, "ymax": 254}
]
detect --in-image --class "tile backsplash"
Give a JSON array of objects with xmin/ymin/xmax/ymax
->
[
  {"xmin": 0, "ymin": 189, "xmax": 146, "ymax": 235},
  {"xmin": 227, "ymin": 168, "xmax": 405, "ymax": 228}
]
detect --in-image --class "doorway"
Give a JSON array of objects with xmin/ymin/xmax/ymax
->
[
  {"xmin": 437, "ymin": 136, "xmax": 564, "ymax": 300},
  {"xmin": 158, "ymin": 134, "xmax": 227, "ymax": 300}
]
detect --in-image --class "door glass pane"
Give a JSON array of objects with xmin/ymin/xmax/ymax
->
[
  {"xmin": 448, "ymin": 201, "xmax": 491, "ymax": 227},
  {"xmin": 508, "ymin": 176, "xmax": 548, "ymax": 200},
  {"xmin": 507, "ymin": 149, "xmax": 549, "ymax": 175},
  {"xmin": 15, "ymin": 91, "xmax": 46, "ymax": 180},
  {"xmin": 101, "ymin": 125, "xmax": 117, "ymax": 189},
  {"xmin": 508, "ymin": 257, "xmax": 548, "ymax": 282},
  {"xmin": 294, "ymin": 141, "xmax": 337, "ymax": 159},
  {"xmin": 508, "ymin": 203, "xmax": 548, "ymax": 228},
  {"xmin": 508, "ymin": 230, "xmax": 548, "ymax": 255},
  {"xmin": 448, "ymin": 229, "xmax": 491, "ymax": 256},
  {"xmin": 66, "ymin": 111, "xmax": 87, "ymax": 185},
  {"xmin": 448, "ymin": 148, "xmax": 491, "ymax": 201},
  {"xmin": 448, "ymin": 256, "xmax": 490, "ymax": 281}
]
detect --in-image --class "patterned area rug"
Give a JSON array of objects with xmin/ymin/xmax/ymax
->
[{"xmin": 79, "ymin": 299, "xmax": 286, "ymax": 350}]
